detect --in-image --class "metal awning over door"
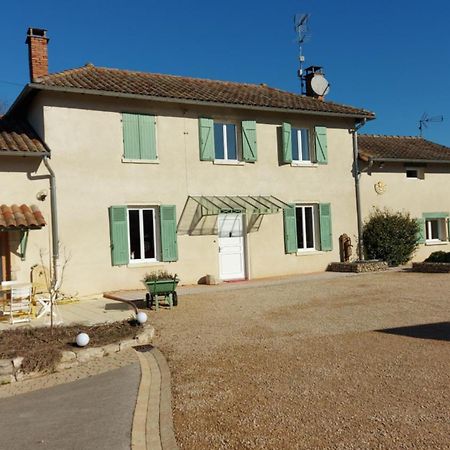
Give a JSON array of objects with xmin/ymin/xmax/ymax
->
[{"xmin": 188, "ymin": 195, "xmax": 290, "ymax": 216}]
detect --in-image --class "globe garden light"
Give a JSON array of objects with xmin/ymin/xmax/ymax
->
[
  {"xmin": 76, "ymin": 332, "xmax": 90, "ymax": 347},
  {"xmin": 136, "ymin": 312, "xmax": 148, "ymax": 325}
]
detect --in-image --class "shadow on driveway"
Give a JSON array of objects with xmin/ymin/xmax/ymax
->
[{"xmin": 377, "ymin": 321, "xmax": 450, "ymax": 342}]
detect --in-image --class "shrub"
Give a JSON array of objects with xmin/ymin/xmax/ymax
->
[
  {"xmin": 362, "ymin": 208, "xmax": 419, "ymax": 266},
  {"xmin": 143, "ymin": 270, "xmax": 177, "ymax": 282},
  {"xmin": 425, "ymin": 251, "xmax": 450, "ymax": 263}
]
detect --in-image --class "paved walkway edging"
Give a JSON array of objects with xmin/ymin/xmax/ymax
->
[{"xmin": 132, "ymin": 347, "xmax": 178, "ymax": 450}]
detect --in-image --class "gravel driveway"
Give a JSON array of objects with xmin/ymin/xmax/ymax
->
[{"xmin": 150, "ymin": 271, "xmax": 450, "ymax": 450}]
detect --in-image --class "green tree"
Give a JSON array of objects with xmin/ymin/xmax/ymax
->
[{"xmin": 363, "ymin": 208, "xmax": 419, "ymax": 266}]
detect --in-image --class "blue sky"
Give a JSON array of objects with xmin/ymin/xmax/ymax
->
[{"xmin": 1, "ymin": 0, "xmax": 449, "ymax": 144}]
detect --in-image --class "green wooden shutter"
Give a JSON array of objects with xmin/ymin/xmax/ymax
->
[
  {"xmin": 315, "ymin": 126, "xmax": 328, "ymax": 164},
  {"xmin": 242, "ymin": 120, "xmax": 257, "ymax": 162},
  {"xmin": 417, "ymin": 218, "xmax": 426, "ymax": 244},
  {"xmin": 283, "ymin": 205, "xmax": 298, "ymax": 254},
  {"xmin": 138, "ymin": 115, "xmax": 157, "ymax": 160},
  {"xmin": 199, "ymin": 118, "xmax": 215, "ymax": 161},
  {"xmin": 319, "ymin": 203, "xmax": 333, "ymax": 251},
  {"xmin": 122, "ymin": 114, "xmax": 140, "ymax": 159},
  {"xmin": 281, "ymin": 122, "xmax": 292, "ymax": 163},
  {"xmin": 447, "ymin": 218, "xmax": 450, "ymax": 242},
  {"xmin": 160, "ymin": 205, "xmax": 178, "ymax": 262},
  {"xmin": 109, "ymin": 206, "xmax": 129, "ymax": 266}
]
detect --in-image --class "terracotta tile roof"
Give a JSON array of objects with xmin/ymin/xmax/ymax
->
[
  {"xmin": 358, "ymin": 135, "xmax": 450, "ymax": 162},
  {"xmin": 0, "ymin": 116, "xmax": 48, "ymax": 155},
  {"xmin": 0, "ymin": 204, "xmax": 46, "ymax": 230},
  {"xmin": 34, "ymin": 65, "xmax": 374, "ymax": 119}
]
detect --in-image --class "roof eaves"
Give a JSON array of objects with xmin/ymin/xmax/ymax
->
[{"xmin": 26, "ymin": 83, "xmax": 375, "ymax": 120}]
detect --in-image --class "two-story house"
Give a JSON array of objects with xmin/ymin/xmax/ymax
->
[
  {"xmin": 358, "ymin": 134, "xmax": 450, "ymax": 260},
  {"xmin": 2, "ymin": 28, "xmax": 374, "ymax": 296}
]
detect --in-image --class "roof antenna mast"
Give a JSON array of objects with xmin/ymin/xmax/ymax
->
[
  {"xmin": 418, "ymin": 112, "xmax": 444, "ymax": 137},
  {"xmin": 294, "ymin": 13, "xmax": 311, "ymax": 94}
]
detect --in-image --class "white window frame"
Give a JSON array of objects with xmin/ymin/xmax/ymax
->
[
  {"xmin": 292, "ymin": 128, "xmax": 312, "ymax": 164},
  {"xmin": 214, "ymin": 122, "xmax": 239, "ymax": 162},
  {"xmin": 127, "ymin": 207, "xmax": 158, "ymax": 263},
  {"xmin": 425, "ymin": 218, "xmax": 447, "ymax": 243},
  {"xmin": 296, "ymin": 204, "xmax": 317, "ymax": 252}
]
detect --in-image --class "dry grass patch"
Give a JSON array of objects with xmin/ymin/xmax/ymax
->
[{"xmin": 0, "ymin": 320, "xmax": 140, "ymax": 374}]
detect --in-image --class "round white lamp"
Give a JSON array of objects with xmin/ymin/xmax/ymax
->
[
  {"xmin": 76, "ymin": 332, "xmax": 90, "ymax": 347},
  {"xmin": 136, "ymin": 312, "xmax": 148, "ymax": 325}
]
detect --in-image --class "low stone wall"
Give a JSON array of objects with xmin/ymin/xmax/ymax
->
[
  {"xmin": 0, "ymin": 325, "xmax": 154, "ymax": 384},
  {"xmin": 328, "ymin": 261, "xmax": 389, "ymax": 273},
  {"xmin": 412, "ymin": 262, "xmax": 450, "ymax": 273}
]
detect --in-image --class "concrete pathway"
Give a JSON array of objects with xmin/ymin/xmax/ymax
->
[
  {"xmin": 0, "ymin": 296, "xmax": 134, "ymax": 330},
  {"xmin": 0, "ymin": 363, "xmax": 140, "ymax": 450}
]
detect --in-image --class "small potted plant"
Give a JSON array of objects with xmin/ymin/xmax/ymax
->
[{"xmin": 142, "ymin": 270, "xmax": 179, "ymax": 309}]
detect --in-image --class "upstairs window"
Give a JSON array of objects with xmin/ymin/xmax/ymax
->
[
  {"xmin": 214, "ymin": 123, "xmax": 238, "ymax": 161},
  {"xmin": 122, "ymin": 113, "xmax": 157, "ymax": 161},
  {"xmin": 291, "ymin": 128, "xmax": 311, "ymax": 163},
  {"xmin": 406, "ymin": 167, "xmax": 424, "ymax": 179}
]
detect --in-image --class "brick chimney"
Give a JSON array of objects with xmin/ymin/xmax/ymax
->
[{"xmin": 26, "ymin": 28, "xmax": 49, "ymax": 81}]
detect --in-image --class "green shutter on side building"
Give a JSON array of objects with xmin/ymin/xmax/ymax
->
[
  {"xmin": 416, "ymin": 218, "xmax": 426, "ymax": 244},
  {"xmin": 315, "ymin": 126, "xmax": 328, "ymax": 164},
  {"xmin": 160, "ymin": 205, "xmax": 178, "ymax": 262},
  {"xmin": 283, "ymin": 205, "xmax": 298, "ymax": 254},
  {"xmin": 198, "ymin": 118, "xmax": 215, "ymax": 161},
  {"xmin": 319, "ymin": 203, "xmax": 333, "ymax": 251},
  {"xmin": 281, "ymin": 122, "xmax": 292, "ymax": 163},
  {"xmin": 109, "ymin": 206, "xmax": 129, "ymax": 266},
  {"xmin": 242, "ymin": 120, "xmax": 257, "ymax": 162}
]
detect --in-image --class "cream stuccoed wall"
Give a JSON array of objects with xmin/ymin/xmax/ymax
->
[
  {"xmin": 359, "ymin": 161, "xmax": 450, "ymax": 261},
  {"xmin": 0, "ymin": 156, "xmax": 52, "ymax": 284},
  {"xmin": 18, "ymin": 91, "xmax": 360, "ymax": 296}
]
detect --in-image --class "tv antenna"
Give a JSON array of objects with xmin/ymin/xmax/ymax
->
[
  {"xmin": 294, "ymin": 13, "xmax": 311, "ymax": 94},
  {"xmin": 419, "ymin": 113, "xmax": 443, "ymax": 137}
]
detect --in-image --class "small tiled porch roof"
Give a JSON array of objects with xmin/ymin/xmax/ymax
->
[
  {"xmin": 0, "ymin": 116, "xmax": 48, "ymax": 155},
  {"xmin": 0, "ymin": 204, "xmax": 46, "ymax": 230}
]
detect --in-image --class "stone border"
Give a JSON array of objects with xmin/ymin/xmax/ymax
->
[
  {"xmin": 412, "ymin": 262, "xmax": 450, "ymax": 273},
  {"xmin": 0, "ymin": 325, "xmax": 155, "ymax": 384},
  {"xmin": 327, "ymin": 261, "xmax": 389, "ymax": 273},
  {"xmin": 132, "ymin": 347, "xmax": 178, "ymax": 450}
]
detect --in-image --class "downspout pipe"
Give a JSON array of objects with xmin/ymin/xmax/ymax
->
[
  {"xmin": 43, "ymin": 156, "xmax": 60, "ymax": 291},
  {"xmin": 351, "ymin": 119, "xmax": 366, "ymax": 261}
]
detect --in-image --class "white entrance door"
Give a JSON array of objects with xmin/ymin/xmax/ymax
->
[{"xmin": 218, "ymin": 213, "xmax": 245, "ymax": 281}]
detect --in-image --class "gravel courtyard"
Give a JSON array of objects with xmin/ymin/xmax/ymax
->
[{"xmin": 151, "ymin": 271, "xmax": 450, "ymax": 450}]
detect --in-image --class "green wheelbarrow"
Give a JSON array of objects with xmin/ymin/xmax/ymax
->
[{"xmin": 143, "ymin": 277, "xmax": 179, "ymax": 310}]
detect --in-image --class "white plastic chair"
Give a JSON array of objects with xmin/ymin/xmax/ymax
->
[{"xmin": 9, "ymin": 285, "xmax": 32, "ymax": 324}]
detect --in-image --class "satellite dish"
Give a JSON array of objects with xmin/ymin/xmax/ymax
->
[{"xmin": 310, "ymin": 74, "xmax": 330, "ymax": 96}]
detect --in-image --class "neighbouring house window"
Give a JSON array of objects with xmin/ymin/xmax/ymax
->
[
  {"xmin": 295, "ymin": 205, "xmax": 317, "ymax": 250},
  {"xmin": 425, "ymin": 218, "xmax": 447, "ymax": 242},
  {"xmin": 214, "ymin": 123, "xmax": 238, "ymax": 161},
  {"xmin": 128, "ymin": 208, "xmax": 157, "ymax": 262},
  {"xmin": 406, "ymin": 167, "xmax": 424, "ymax": 179},
  {"xmin": 291, "ymin": 128, "xmax": 311, "ymax": 163}
]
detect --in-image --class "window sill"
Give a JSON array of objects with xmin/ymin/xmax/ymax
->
[
  {"xmin": 127, "ymin": 261, "xmax": 164, "ymax": 268},
  {"xmin": 122, "ymin": 158, "xmax": 159, "ymax": 164},
  {"xmin": 425, "ymin": 240, "xmax": 449, "ymax": 246},
  {"xmin": 213, "ymin": 160, "xmax": 245, "ymax": 166},
  {"xmin": 296, "ymin": 250, "xmax": 323, "ymax": 256},
  {"xmin": 290, "ymin": 162, "xmax": 317, "ymax": 168}
]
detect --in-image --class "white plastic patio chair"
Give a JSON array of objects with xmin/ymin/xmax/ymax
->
[{"xmin": 9, "ymin": 285, "xmax": 32, "ymax": 325}]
